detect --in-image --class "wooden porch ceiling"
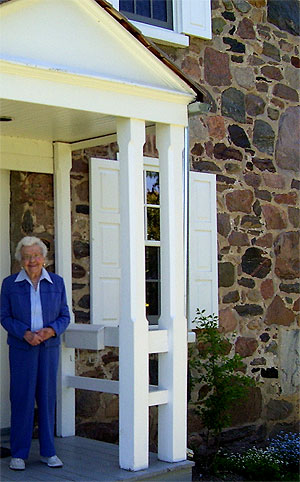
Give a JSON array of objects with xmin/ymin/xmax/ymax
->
[{"xmin": 0, "ymin": 99, "xmax": 117, "ymax": 144}]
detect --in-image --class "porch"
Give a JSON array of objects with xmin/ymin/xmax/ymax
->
[
  {"xmin": 0, "ymin": 0, "xmax": 206, "ymax": 474},
  {"xmin": 0, "ymin": 436, "xmax": 193, "ymax": 481}
]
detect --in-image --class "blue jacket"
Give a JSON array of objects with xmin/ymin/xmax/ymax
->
[{"xmin": 0, "ymin": 272, "xmax": 70, "ymax": 350}]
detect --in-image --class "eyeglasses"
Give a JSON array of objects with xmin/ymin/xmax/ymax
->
[{"xmin": 22, "ymin": 254, "xmax": 43, "ymax": 261}]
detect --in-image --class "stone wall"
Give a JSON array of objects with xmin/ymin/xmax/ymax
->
[
  {"xmin": 10, "ymin": 171, "xmax": 55, "ymax": 273},
  {"xmin": 156, "ymin": 0, "xmax": 299, "ymax": 445}
]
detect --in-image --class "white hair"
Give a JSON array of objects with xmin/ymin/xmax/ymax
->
[{"xmin": 15, "ymin": 236, "xmax": 48, "ymax": 262}]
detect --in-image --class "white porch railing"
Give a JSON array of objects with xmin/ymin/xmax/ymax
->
[{"xmin": 55, "ymin": 118, "xmax": 189, "ymax": 472}]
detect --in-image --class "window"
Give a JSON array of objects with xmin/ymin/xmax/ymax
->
[
  {"xmin": 144, "ymin": 169, "xmax": 161, "ymax": 324},
  {"xmin": 111, "ymin": 0, "xmax": 212, "ymax": 47},
  {"xmin": 120, "ymin": 0, "xmax": 173, "ymax": 30}
]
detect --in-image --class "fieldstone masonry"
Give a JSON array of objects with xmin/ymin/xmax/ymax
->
[
  {"xmin": 178, "ymin": 0, "xmax": 299, "ymax": 446},
  {"xmin": 8, "ymin": 0, "xmax": 299, "ymax": 450}
]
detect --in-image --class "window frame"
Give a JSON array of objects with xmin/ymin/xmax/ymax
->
[
  {"xmin": 110, "ymin": 0, "xmax": 212, "ymax": 47},
  {"xmin": 144, "ymin": 157, "xmax": 161, "ymax": 324},
  {"xmin": 119, "ymin": 0, "xmax": 173, "ymax": 30}
]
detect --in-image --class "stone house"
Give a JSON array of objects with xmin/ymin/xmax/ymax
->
[{"xmin": 0, "ymin": 0, "xmax": 299, "ymax": 471}]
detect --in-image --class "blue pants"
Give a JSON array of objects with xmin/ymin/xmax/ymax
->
[{"xmin": 9, "ymin": 344, "xmax": 59, "ymax": 459}]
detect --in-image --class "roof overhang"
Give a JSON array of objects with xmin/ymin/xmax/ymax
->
[{"xmin": 0, "ymin": 0, "xmax": 202, "ymax": 143}]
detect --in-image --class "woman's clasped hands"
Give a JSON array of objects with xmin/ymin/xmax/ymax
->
[{"xmin": 24, "ymin": 327, "xmax": 55, "ymax": 346}]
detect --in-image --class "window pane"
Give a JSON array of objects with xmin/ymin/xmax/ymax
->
[
  {"xmin": 146, "ymin": 281, "xmax": 160, "ymax": 316},
  {"xmin": 153, "ymin": 0, "xmax": 167, "ymax": 21},
  {"xmin": 147, "ymin": 207, "xmax": 160, "ymax": 240},
  {"xmin": 120, "ymin": 0, "xmax": 173, "ymax": 29},
  {"xmin": 119, "ymin": 0, "xmax": 134, "ymax": 13},
  {"xmin": 146, "ymin": 171, "xmax": 159, "ymax": 205},
  {"xmin": 145, "ymin": 246, "xmax": 159, "ymax": 280},
  {"xmin": 136, "ymin": 0, "xmax": 151, "ymax": 17}
]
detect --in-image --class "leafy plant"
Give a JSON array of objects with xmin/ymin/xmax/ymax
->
[
  {"xmin": 214, "ymin": 434, "xmax": 300, "ymax": 481},
  {"xmin": 218, "ymin": 447, "xmax": 283, "ymax": 481},
  {"xmin": 189, "ymin": 310, "xmax": 255, "ymax": 449}
]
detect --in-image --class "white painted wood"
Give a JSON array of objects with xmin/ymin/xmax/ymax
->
[
  {"xmin": 188, "ymin": 172, "xmax": 218, "ymax": 328},
  {"xmin": 148, "ymin": 330, "xmax": 169, "ymax": 354},
  {"xmin": 0, "ymin": 63, "xmax": 191, "ymax": 130},
  {"xmin": 64, "ymin": 324, "xmax": 105, "ymax": 350},
  {"xmin": 129, "ymin": 20, "xmax": 189, "ymax": 47},
  {"xmin": 90, "ymin": 158, "xmax": 120, "ymax": 327},
  {"xmin": 117, "ymin": 118, "xmax": 149, "ymax": 471},
  {"xmin": 64, "ymin": 377, "xmax": 168, "ymax": 407},
  {"xmin": 65, "ymin": 376, "xmax": 119, "ymax": 395},
  {"xmin": 71, "ymin": 134, "xmax": 117, "ymax": 151},
  {"xmin": 0, "ymin": 98, "xmax": 117, "ymax": 145},
  {"xmin": 148, "ymin": 386, "xmax": 168, "ymax": 407},
  {"xmin": 156, "ymin": 123, "xmax": 187, "ymax": 463},
  {"xmin": 180, "ymin": 0, "xmax": 212, "ymax": 40},
  {"xmin": 53, "ymin": 142, "xmax": 75, "ymax": 437},
  {"xmin": 0, "ymin": 169, "xmax": 10, "ymax": 430},
  {"xmin": 64, "ymin": 324, "xmax": 169, "ymax": 354},
  {"xmin": 65, "ymin": 325, "xmax": 119, "ymax": 349},
  {"xmin": 71, "ymin": 125, "xmax": 155, "ymax": 151},
  {"xmin": 104, "ymin": 326, "xmax": 119, "ymax": 347},
  {"xmin": 0, "ymin": 136, "xmax": 53, "ymax": 173},
  {"xmin": 188, "ymin": 332, "xmax": 196, "ymax": 343},
  {"xmin": 0, "ymin": 0, "xmax": 194, "ymax": 94}
]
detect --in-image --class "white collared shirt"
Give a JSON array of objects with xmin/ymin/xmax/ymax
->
[{"xmin": 15, "ymin": 268, "xmax": 53, "ymax": 332}]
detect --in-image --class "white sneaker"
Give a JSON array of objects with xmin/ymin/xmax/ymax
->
[
  {"xmin": 9, "ymin": 458, "xmax": 25, "ymax": 470},
  {"xmin": 40, "ymin": 454, "xmax": 63, "ymax": 467}
]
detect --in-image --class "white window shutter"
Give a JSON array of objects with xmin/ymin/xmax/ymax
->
[
  {"xmin": 188, "ymin": 171, "xmax": 218, "ymax": 328},
  {"xmin": 180, "ymin": 0, "xmax": 212, "ymax": 40},
  {"xmin": 90, "ymin": 158, "xmax": 120, "ymax": 326}
]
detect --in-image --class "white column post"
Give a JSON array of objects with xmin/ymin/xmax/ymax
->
[
  {"xmin": 156, "ymin": 123, "xmax": 187, "ymax": 462},
  {"xmin": 117, "ymin": 118, "xmax": 149, "ymax": 471},
  {"xmin": 0, "ymin": 169, "xmax": 11, "ymax": 430},
  {"xmin": 53, "ymin": 142, "xmax": 75, "ymax": 437}
]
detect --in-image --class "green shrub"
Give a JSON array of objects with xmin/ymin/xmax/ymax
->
[
  {"xmin": 189, "ymin": 310, "xmax": 255, "ymax": 445},
  {"xmin": 219, "ymin": 447, "xmax": 283, "ymax": 481},
  {"xmin": 213, "ymin": 433, "xmax": 300, "ymax": 481}
]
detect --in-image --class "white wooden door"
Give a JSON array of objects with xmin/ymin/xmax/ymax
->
[
  {"xmin": 188, "ymin": 171, "xmax": 218, "ymax": 327},
  {"xmin": 90, "ymin": 158, "xmax": 120, "ymax": 326}
]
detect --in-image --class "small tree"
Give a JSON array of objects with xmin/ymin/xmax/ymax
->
[{"xmin": 189, "ymin": 310, "xmax": 255, "ymax": 455}]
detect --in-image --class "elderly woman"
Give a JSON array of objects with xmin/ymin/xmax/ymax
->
[{"xmin": 0, "ymin": 236, "xmax": 70, "ymax": 471}]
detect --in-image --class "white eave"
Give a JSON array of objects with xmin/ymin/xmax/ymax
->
[{"xmin": 0, "ymin": 0, "xmax": 200, "ymax": 142}]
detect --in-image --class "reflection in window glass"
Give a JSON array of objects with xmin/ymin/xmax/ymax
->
[
  {"xmin": 119, "ymin": 0, "xmax": 134, "ymax": 12},
  {"xmin": 146, "ymin": 281, "xmax": 158, "ymax": 316},
  {"xmin": 146, "ymin": 281, "xmax": 160, "ymax": 317},
  {"xmin": 147, "ymin": 207, "xmax": 160, "ymax": 241},
  {"xmin": 136, "ymin": 0, "xmax": 151, "ymax": 17},
  {"xmin": 146, "ymin": 171, "xmax": 159, "ymax": 205},
  {"xmin": 144, "ymin": 169, "xmax": 161, "ymax": 324},
  {"xmin": 146, "ymin": 246, "xmax": 159, "ymax": 280},
  {"xmin": 153, "ymin": 0, "xmax": 167, "ymax": 21}
]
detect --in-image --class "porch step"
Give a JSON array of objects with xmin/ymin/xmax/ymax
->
[
  {"xmin": 136, "ymin": 465, "xmax": 193, "ymax": 481},
  {"xmin": 0, "ymin": 436, "xmax": 194, "ymax": 482}
]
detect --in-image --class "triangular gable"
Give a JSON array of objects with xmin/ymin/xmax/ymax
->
[{"xmin": 0, "ymin": 0, "xmax": 195, "ymax": 96}]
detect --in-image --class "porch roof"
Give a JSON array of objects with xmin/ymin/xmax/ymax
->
[
  {"xmin": 0, "ymin": 0, "xmax": 202, "ymax": 144},
  {"xmin": 0, "ymin": 0, "xmax": 203, "ymax": 101}
]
